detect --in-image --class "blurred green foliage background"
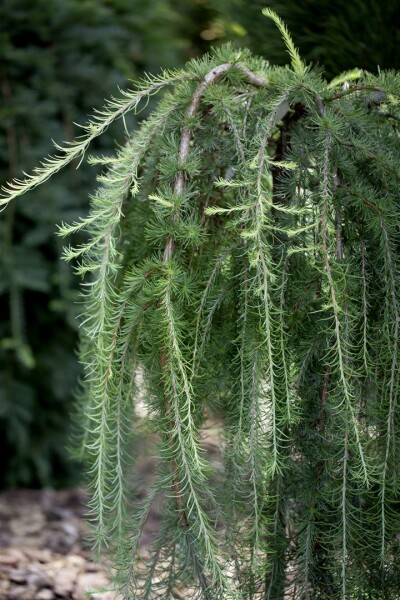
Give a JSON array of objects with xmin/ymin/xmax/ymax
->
[
  {"xmin": 1, "ymin": 0, "xmax": 398, "ymax": 488},
  {"xmin": 221, "ymin": 0, "xmax": 400, "ymax": 77}
]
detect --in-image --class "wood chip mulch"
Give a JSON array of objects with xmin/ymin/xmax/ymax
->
[{"xmin": 0, "ymin": 489, "xmax": 118, "ymax": 600}]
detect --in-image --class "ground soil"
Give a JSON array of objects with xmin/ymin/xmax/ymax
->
[
  {"xmin": 0, "ymin": 421, "xmax": 222, "ymax": 600},
  {"xmin": 0, "ymin": 488, "xmax": 119, "ymax": 600}
]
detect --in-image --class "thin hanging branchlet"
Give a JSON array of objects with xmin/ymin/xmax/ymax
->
[
  {"xmin": 0, "ymin": 71, "xmax": 191, "ymax": 207},
  {"xmin": 379, "ymin": 220, "xmax": 400, "ymax": 563},
  {"xmin": 75, "ymin": 106, "xmax": 183, "ymax": 548},
  {"xmin": 361, "ymin": 241, "xmax": 369, "ymax": 375},
  {"xmin": 238, "ymin": 265, "xmax": 251, "ymax": 444},
  {"xmin": 318, "ymin": 129, "xmax": 363, "ymax": 598},
  {"xmin": 341, "ymin": 425, "xmax": 349, "ymax": 599},
  {"xmin": 248, "ymin": 349, "xmax": 263, "ymax": 563},
  {"xmin": 72, "ymin": 98, "xmax": 185, "ymax": 549},
  {"xmin": 248, "ymin": 102, "xmax": 291, "ymax": 478},
  {"xmin": 192, "ymin": 243, "xmax": 237, "ymax": 374},
  {"xmin": 278, "ymin": 256, "xmax": 295, "ymax": 427},
  {"xmin": 1, "ymin": 9, "xmax": 400, "ymax": 598},
  {"xmin": 318, "ymin": 128, "xmax": 369, "ymax": 485}
]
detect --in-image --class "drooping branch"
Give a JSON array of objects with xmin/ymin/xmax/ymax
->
[
  {"xmin": 0, "ymin": 71, "xmax": 192, "ymax": 208},
  {"xmin": 160, "ymin": 62, "xmax": 269, "ymax": 507}
]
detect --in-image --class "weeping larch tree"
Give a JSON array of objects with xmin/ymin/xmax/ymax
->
[{"xmin": 1, "ymin": 9, "xmax": 400, "ymax": 599}]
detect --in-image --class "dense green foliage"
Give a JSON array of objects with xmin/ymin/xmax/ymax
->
[
  {"xmin": 2, "ymin": 0, "xmax": 397, "ymax": 492},
  {"xmin": 2, "ymin": 9, "xmax": 400, "ymax": 599},
  {"xmin": 0, "ymin": 0, "xmax": 213, "ymax": 487}
]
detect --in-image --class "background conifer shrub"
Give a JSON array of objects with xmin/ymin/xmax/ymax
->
[{"xmin": 2, "ymin": 10, "xmax": 400, "ymax": 599}]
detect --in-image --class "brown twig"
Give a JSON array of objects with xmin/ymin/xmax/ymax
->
[{"xmin": 325, "ymin": 85, "xmax": 386, "ymax": 102}]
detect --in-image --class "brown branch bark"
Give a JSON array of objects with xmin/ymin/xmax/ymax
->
[{"xmin": 326, "ymin": 85, "xmax": 386, "ymax": 102}]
